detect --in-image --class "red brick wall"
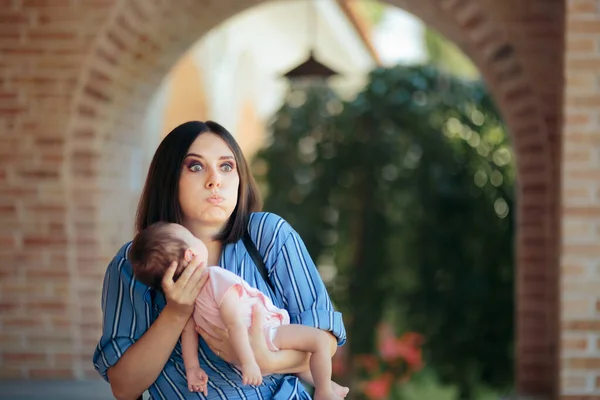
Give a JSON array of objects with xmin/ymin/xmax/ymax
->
[
  {"xmin": 0, "ymin": 0, "xmax": 571, "ymax": 398},
  {"xmin": 561, "ymin": 0, "xmax": 600, "ymax": 397},
  {"xmin": 0, "ymin": 0, "xmax": 255, "ymax": 380},
  {"xmin": 1, "ymin": 0, "xmax": 116, "ymax": 379}
]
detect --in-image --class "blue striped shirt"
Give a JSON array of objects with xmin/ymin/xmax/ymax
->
[{"xmin": 93, "ymin": 212, "xmax": 346, "ymax": 399}]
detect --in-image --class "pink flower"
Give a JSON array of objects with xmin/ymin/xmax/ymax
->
[
  {"xmin": 394, "ymin": 340, "xmax": 423, "ymax": 368},
  {"xmin": 357, "ymin": 354, "xmax": 380, "ymax": 374},
  {"xmin": 397, "ymin": 332, "xmax": 424, "ymax": 369},
  {"xmin": 377, "ymin": 328, "xmax": 424, "ymax": 369},
  {"xmin": 399, "ymin": 332, "xmax": 424, "ymax": 348},
  {"xmin": 363, "ymin": 373, "xmax": 393, "ymax": 399},
  {"xmin": 379, "ymin": 335, "xmax": 400, "ymax": 362}
]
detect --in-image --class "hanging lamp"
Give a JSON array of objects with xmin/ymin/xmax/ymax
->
[{"xmin": 282, "ymin": 0, "xmax": 340, "ymax": 82}]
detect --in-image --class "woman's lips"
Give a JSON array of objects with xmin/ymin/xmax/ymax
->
[{"xmin": 207, "ymin": 196, "xmax": 224, "ymax": 204}]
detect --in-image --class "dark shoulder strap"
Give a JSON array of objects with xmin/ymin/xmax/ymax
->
[{"xmin": 242, "ymin": 230, "xmax": 275, "ymax": 294}]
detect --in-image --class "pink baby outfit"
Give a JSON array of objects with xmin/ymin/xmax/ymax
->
[{"xmin": 192, "ymin": 266, "xmax": 290, "ymax": 352}]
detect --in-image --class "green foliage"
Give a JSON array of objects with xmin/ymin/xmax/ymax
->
[{"xmin": 253, "ymin": 65, "xmax": 514, "ymax": 398}]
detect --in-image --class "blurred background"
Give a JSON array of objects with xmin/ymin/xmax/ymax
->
[{"xmin": 0, "ymin": 0, "xmax": 591, "ymax": 399}]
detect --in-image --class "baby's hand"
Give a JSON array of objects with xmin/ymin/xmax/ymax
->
[
  {"xmin": 186, "ymin": 366, "xmax": 209, "ymax": 395},
  {"xmin": 241, "ymin": 361, "xmax": 263, "ymax": 386}
]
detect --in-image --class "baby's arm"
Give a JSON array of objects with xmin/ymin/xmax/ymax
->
[
  {"xmin": 182, "ymin": 317, "xmax": 208, "ymax": 395},
  {"xmin": 220, "ymin": 287, "xmax": 262, "ymax": 386}
]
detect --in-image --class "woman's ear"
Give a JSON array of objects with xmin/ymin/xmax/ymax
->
[{"xmin": 184, "ymin": 248, "xmax": 195, "ymax": 262}]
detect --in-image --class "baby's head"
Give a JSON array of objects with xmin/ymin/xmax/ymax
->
[{"xmin": 129, "ymin": 222, "xmax": 208, "ymax": 291}]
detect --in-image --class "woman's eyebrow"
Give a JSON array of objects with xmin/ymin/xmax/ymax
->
[
  {"xmin": 185, "ymin": 153, "xmax": 203, "ymax": 159},
  {"xmin": 185, "ymin": 153, "xmax": 234, "ymax": 161}
]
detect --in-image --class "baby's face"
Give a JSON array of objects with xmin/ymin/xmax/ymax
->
[{"xmin": 168, "ymin": 224, "xmax": 208, "ymax": 264}]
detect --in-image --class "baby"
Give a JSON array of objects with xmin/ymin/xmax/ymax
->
[{"xmin": 129, "ymin": 222, "xmax": 349, "ymax": 400}]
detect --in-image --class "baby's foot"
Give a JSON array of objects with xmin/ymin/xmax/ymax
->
[
  {"xmin": 331, "ymin": 381, "xmax": 349, "ymax": 398},
  {"xmin": 241, "ymin": 361, "xmax": 263, "ymax": 386},
  {"xmin": 314, "ymin": 387, "xmax": 344, "ymax": 400},
  {"xmin": 186, "ymin": 366, "xmax": 209, "ymax": 396}
]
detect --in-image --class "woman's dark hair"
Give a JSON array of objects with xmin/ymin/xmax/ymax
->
[{"xmin": 135, "ymin": 120, "xmax": 262, "ymax": 243}]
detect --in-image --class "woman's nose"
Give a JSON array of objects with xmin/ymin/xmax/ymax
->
[{"xmin": 205, "ymin": 170, "xmax": 221, "ymax": 189}]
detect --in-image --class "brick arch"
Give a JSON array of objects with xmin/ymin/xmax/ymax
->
[
  {"xmin": 64, "ymin": 0, "xmax": 557, "ymax": 397},
  {"xmin": 62, "ymin": 0, "xmax": 264, "ymax": 380},
  {"xmin": 385, "ymin": 0, "xmax": 558, "ymax": 395},
  {"xmin": 434, "ymin": 0, "xmax": 559, "ymax": 396}
]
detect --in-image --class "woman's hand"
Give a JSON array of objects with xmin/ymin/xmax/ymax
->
[{"xmin": 162, "ymin": 257, "xmax": 207, "ymax": 320}]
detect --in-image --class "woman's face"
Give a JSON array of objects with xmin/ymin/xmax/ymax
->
[{"xmin": 178, "ymin": 133, "xmax": 240, "ymax": 228}]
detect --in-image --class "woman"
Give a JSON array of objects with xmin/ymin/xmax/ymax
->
[{"xmin": 93, "ymin": 121, "xmax": 346, "ymax": 399}]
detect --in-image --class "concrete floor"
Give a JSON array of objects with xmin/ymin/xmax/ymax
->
[{"xmin": 0, "ymin": 380, "xmax": 128, "ymax": 400}]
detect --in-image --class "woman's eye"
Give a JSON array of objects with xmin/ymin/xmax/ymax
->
[
  {"xmin": 189, "ymin": 163, "xmax": 203, "ymax": 172},
  {"xmin": 221, "ymin": 163, "xmax": 234, "ymax": 172}
]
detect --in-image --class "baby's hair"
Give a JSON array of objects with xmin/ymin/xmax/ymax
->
[{"xmin": 129, "ymin": 222, "xmax": 188, "ymax": 291}]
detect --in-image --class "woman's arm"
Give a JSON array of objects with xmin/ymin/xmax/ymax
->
[
  {"xmin": 256, "ymin": 216, "xmax": 347, "ymax": 373},
  {"xmin": 95, "ymin": 253, "xmax": 207, "ymax": 400},
  {"xmin": 107, "ymin": 308, "xmax": 190, "ymax": 399}
]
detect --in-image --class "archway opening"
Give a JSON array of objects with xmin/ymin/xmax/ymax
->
[{"xmin": 62, "ymin": 0, "xmax": 557, "ymax": 397}]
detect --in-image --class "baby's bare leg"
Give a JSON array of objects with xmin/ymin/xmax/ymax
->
[
  {"xmin": 296, "ymin": 370, "xmax": 349, "ymax": 399},
  {"xmin": 220, "ymin": 289, "xmax": 262, "ymax": 386},
  {"xmin": 273, "ymin": 324, "xmax": 342, "ymax": 400}
]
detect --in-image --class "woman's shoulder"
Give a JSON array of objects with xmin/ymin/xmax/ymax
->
[
  {"xmin": 116, "ymin": 240, "xmax": 133, "ymax": 259},
  {"xmin": 99, "ymin": 240, "xmax": 152, "ymax": 309},
  {"xmin": 248, "ymin": 212, "xmax": 296, "ymax": 241},
  {"xmin": 247, "ymin": 212, "xmax": 303, "ymax": 261},
  {"xmin": 104, "ymin": 241, "xmax": 135, "ymax": 279}
]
